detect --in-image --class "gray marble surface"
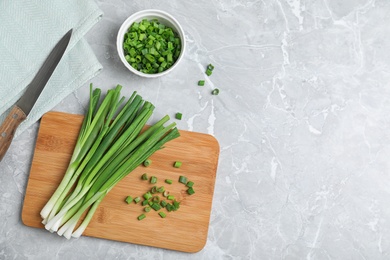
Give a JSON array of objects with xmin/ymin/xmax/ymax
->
[{"xmin": 2, "ymin": 0, "xmax": 390, "ymax": 259}]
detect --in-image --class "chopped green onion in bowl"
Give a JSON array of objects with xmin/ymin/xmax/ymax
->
[
  {"xmin": 117, "ymin": 9, "xmax": 186, "ymax": 78},
  {"xmin": 123, "ymin": 18, "xmax": 181, "ymax": 74}
]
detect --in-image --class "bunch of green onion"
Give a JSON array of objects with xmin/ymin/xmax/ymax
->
[{"xmin": 40, "ymin": 84, "xmax": 180, "ymax": 239}]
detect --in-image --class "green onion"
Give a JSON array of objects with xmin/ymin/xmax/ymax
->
[
  {"xmin": 141, "ymin": 173, "xmax": 148, "ymax": 180},
  {"xmin": 198, "ymin": 80, "xmax": 205, "ymax": 86},
  {"xmin": 163, "ymin": 190, "xmax": 169, "ymax": 197},
  {"xmin": 166, "ymin": 203, "xmax": 173, "ymax": 212},
  {"xmin": 160, "ymin": 200, "xmax": 167, "ymax": 208},
  {"xmin": 143, "ymin": 192, "xmax": 152, "ymax": 200},
  {"xmin": 152, "ymin": 196, "xmax": 160, "ymax": 203},
  {"xmin": 211, "ymin": 88, "xmax": 220, "ymax": 95},
  {"xmin": 40, "ymin": 84, "xmax": 180, "ymax": 239},
  {"xmin": 167, "ymin": 195, "xmax": 175, "ymax": 200},
  {"xmin": 123, "ymin": 18, "xmax": 182, "ymax": 74},
  {"xmin": 174, "ymin": 161, "xmax": 182, "ymax": 168},
  {"xmin": 144, "ymin": 206, "xmax": 151, "ymax": 212},
  {"xmin": 138, "ymin": 214, "xmax": 146, "ymax": 220},
  {"xmin": 159, "ymin": 212, "xmax": 166, "ymax": 218},
  {"xmin": 179, "ymin": 175, "xmax": 187, "ymax": 184},
  {"xmin": 157, "ymin": 186, "xmax": 165, "ymax": 193},
  {"xmin": 125, "ymin": 196, "xmax": 133, "ymax": 204},
  {"xmin": 165, "ymin": 179, "xmax": 173, "ymax": 184},
  {"xmin": 186, "ymin": 181, "xmax": 194, "ymax": 187},
  {"xmin": 175, "ymin": 113, "xmax": 182, "ymax": 120},
  {"xmin": 187, "ymin": 187, "xmax": 195, "ymax": 195},
  {"xmin": 151, "ymin": 186, "xmax": 158, "ymax": 194},
  {"xmin": 151, "ymin": 203, "xmax": 161, "ymax": 211},
  {"xmin": 150, "ymin": 176, "xmax": 157, "ymax": 184},
  {"xmin": 206, "ymin": 64, "xmax": 214, "ymax": 76},
  {"xmin": 143, "ymin": 159, "xmax": 152, "ymax": 167},
  {"xmin": 173, "ymin": 200, "xmax": 180, "ymax": 210},
  {"xmin": 142, "ymin": 200, "xmax": 149, "ymax": 206}
]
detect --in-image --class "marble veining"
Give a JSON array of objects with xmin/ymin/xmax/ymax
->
[{"xmin": 1, "ymin": 0, "xmax": 390, "ymax": 259}]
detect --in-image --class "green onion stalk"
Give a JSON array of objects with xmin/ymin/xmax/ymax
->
[{"xmin": 40, "ymin": 84, "xmax": 180, "ymax": 238}]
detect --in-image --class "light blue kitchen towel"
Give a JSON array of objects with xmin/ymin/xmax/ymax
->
[{"xmin": 0, "ymin": 0, "xmax": 103, "ymax": 136}]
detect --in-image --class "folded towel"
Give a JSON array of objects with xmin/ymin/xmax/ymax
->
[{"xmin": 0, "ymin": 0, "xmax": 103, "ymax": 136}]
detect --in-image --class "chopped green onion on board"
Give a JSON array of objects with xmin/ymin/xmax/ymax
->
[
  {"xmin": 187, "ymin": 187, "xmax": 195, "ymax": 195},
  {"xmin": 179, "ymin": 175, "xmax": 187, "ymax": 184},
  {"xmin": 125, "ymin": 196, "xmax": 133, "ymax": 204},
  {"xmin": 174, "ymin": 161, "xmax": 182, "ymax": 168},
  {"xmin": 138, "ymin": 214, "xmax": 146, "ymax": 220},
  {"xmin": 143, "ymin": 159, "xmax": 152, "ymax": 167},
  {"xmin": 150, "ymin": 176, "xmax": 157, "ymax": 184}
]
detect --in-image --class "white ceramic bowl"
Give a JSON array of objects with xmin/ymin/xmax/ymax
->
[{"xmin": 117, "ymin": 9, "xmax": 186, "ymax": 78}]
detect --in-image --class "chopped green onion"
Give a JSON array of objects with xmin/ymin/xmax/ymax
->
[
  {"xmin": 163, "ymin": 190, "xmax": 169, "ymax": 197},
  {"xmin": 211, "ymin": 88, "xmax": 220, "ymax": 95},
  {"xmin": 142, "ymin": 200, "xmax": 149, "ymax": 206},
  {"xmin": 150, "ymin": 176, "xmax": 157, "ymax": 184},
  {"xmin": 166, "ymin": 203, "xmax": 173, "ymax": 212},
  {"xmin": 159, "ymin": 212, "xmax": 167, "ymax": 218},
  {"xmin": 125, "ymin": 196, "xmax": 133, "ymax": 204},
  {"xmin": 144, "ymin": 206, "xmax": 151, "ymax": 212},
  {"xmin": 186, "ymin": 181, "xmax": 194, "ymax": 187},
  {"xmin": 179, "ymin": 175, "xmax": 187, "ymax": 184},
  {"xmin": 198, "ymin": 80, "xmax": 205, "ymax": 86},
  {"xmin": 151, "ymin": 203, "xmax": 161, "ymax": 211},
  {"xmin": 160, "ymin": 200, "xmax": 167, "ymax": 208},
  {"xmin": 167, "ymin": 195, "xmax": 175, "ymax": 200},
  {"xmin": 138, "ymin": 214, "xmax": 146, "ymax": 220},
  {"xmin": 207, "ymin": 64, "xmax": 215, "ymax": 71},
  {"xmin": 152, "ymin": 196, "xmax": 160, "ymax": 203},
  {"xmin": 141, "ymin": 173, "xmax": 148, "ymax": 180},
  {"xmin": 143, "ymin": 192, "xmax": 152, "ymax": 200},
  {"xmin": 206, "ymin": 64, "xmax": 215, "ymax": 76},
  {"xmin": 165, "ymin": 179, "xmax": 173, "ymax": 184},
  {"xmin": 187, "ymin": 187, "xmax": 195, "ymax": 195},
  {"xmin": 173, "ymin": 200, "xmax": 180, "ymax": 210},
  {"xmin": 143, "ymin": 159, "xmax": 152, "ymax": 167},
  {"xmin": 174, "ymin": 161, "xmax": 182, "ymax": 168},
  {"xmin": 175, "ymin": 113, "xmax": 182, "ymax": 120},
  {"xmin": 157, "ymin": 186, "xmax": 165, "ymax": 193},
  {"xmin": 122, "ymin": 18, "xmax": 182, "ymax": 74},
  {"xmin": 134, "ymin": 197, "xmax": 141, "ymax": 204},
  {"xmin": 151, "ymin": 186, "xmax": 158, "ymax": 194}
]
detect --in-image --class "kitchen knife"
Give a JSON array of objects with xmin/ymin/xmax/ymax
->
[{"xmin": 0, "ymin": 29, "xmax": 73, "ymax": 162}]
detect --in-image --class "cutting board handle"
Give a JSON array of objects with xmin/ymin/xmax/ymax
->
[{"xmin": 0, "ymin": 106, "xmax": 27, "ymax": 162}]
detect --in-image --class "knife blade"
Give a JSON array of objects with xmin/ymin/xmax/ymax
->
[{"xmin": 0, "ymin": 29, "xmax": 73, "ymax": 162}]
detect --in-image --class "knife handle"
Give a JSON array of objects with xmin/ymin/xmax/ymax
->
[{"xmin": 0, "ymin": 106, "xmax": 27, "ymax": 161}]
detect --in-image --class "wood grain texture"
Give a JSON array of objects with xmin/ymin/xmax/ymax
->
[
  {"xmin": 21, "ymin": 111, "xmax": 219, "ymax": 253},
  {"xmin": 0, "ymin": 106, "xmax": 27, "ymax": 161}
]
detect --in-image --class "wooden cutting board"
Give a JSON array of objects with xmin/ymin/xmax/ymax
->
[{"xmin": 21, "ymin": 111, "xmax": 219, "ymax": 253}]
